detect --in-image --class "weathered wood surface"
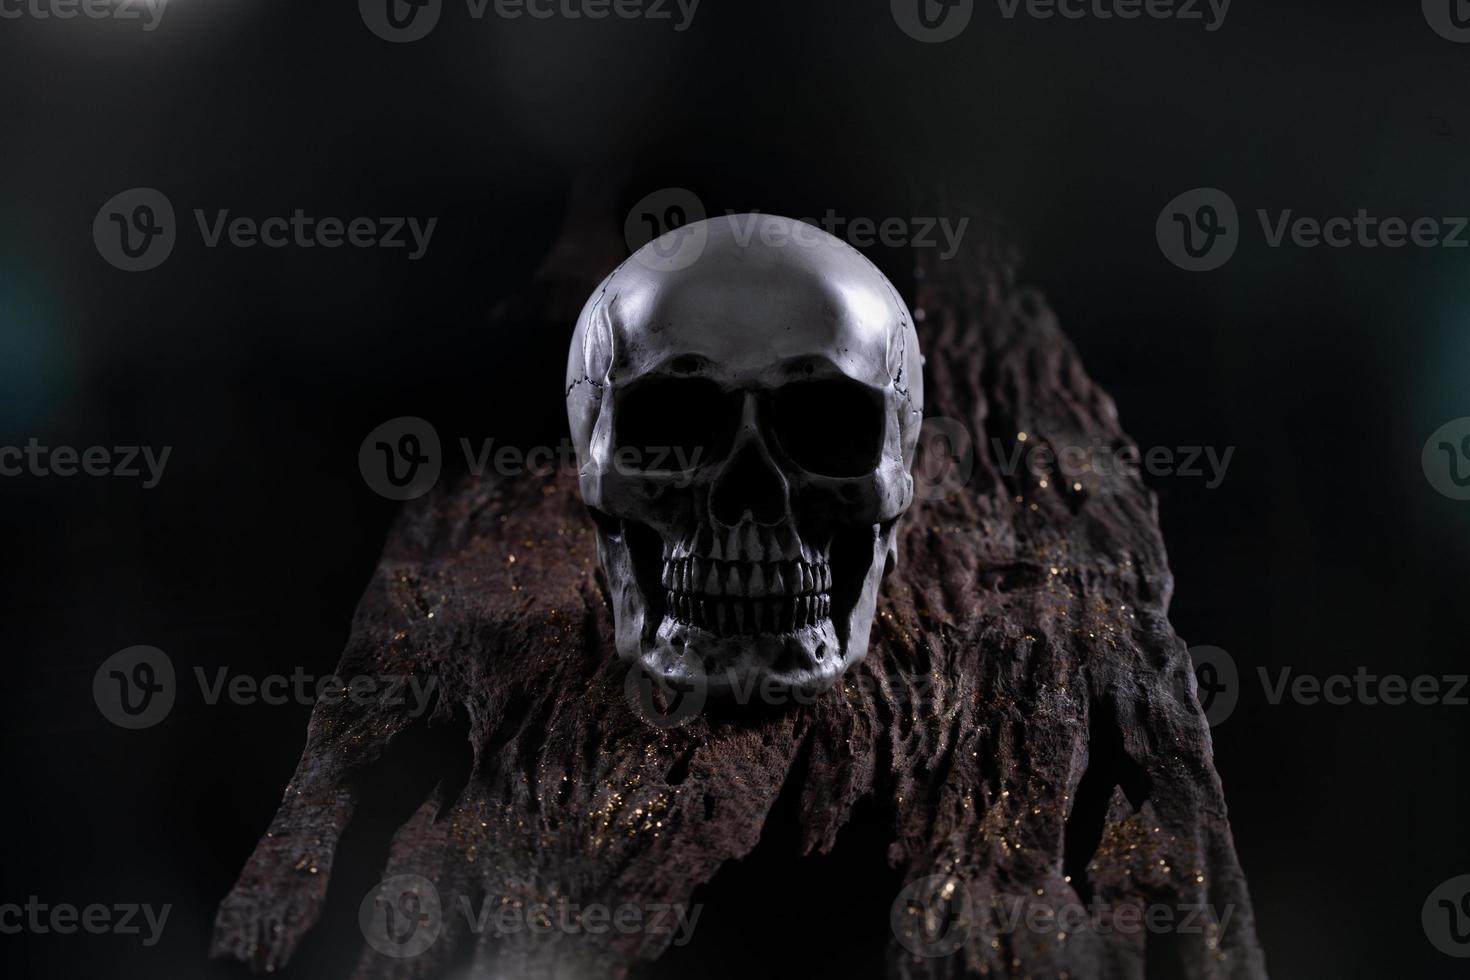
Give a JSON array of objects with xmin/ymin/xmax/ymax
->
[{"xmin": 211, "ymin": 208, "xmax": 1266, "ymax": 980}]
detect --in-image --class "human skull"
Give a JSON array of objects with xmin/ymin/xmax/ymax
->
[{"xmin": 566, "ymin": 213, "xmax": 923, "ymax": 696}]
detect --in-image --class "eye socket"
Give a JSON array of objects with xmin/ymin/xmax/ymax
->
[
  {"xmin": 771, "ymin": 379, "xmax": 886, "ymax": 477},
  {"xmin": 614, "ymin": 377, "xmax": 740, "ymax": 471}
]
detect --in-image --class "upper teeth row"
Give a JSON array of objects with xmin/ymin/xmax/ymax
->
[
  {"xmin": 666, "ymin": 524, "xmax": 825, "ymax": 564},
  {"xmin": 660, "ymin": 557, "xmax": 830, "ymax": 597}
]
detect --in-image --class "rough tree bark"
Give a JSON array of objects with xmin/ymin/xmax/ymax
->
[{"xmin": 211, "ymin": 198, "xmax": 1267, "ymax": 980}]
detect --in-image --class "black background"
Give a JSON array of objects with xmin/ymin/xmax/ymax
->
[{"xmin": 3, "ymin": 0, "xmax": 1469, "ymax": 977}]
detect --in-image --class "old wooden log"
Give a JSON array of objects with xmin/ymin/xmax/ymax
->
[{"xmin": 211, "ymin": 204, "xmax": 1266, "ymax": 980}]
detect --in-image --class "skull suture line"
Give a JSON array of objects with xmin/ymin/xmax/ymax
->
[{"xmin": 566, "ymin": 214, "xmax": 924, "ymax": 697}]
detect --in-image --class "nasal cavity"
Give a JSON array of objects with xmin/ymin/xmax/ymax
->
[{"xmin": 710, "ymin": 443, "xmax": 787, "ymax": 526}]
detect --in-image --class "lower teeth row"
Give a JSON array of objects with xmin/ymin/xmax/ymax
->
[{"xmin": 665, "ymin": 591, "xmax": 830, "ymax": 634}]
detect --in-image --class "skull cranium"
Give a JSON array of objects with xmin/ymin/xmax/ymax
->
[{"xmin": 566, "ymin": 213, "xmax": 923, "ymax": 697}]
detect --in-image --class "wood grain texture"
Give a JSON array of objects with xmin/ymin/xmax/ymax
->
[{"xmin": 211, "ymin": 205, "xmax": 1266, "ymax": 980}]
